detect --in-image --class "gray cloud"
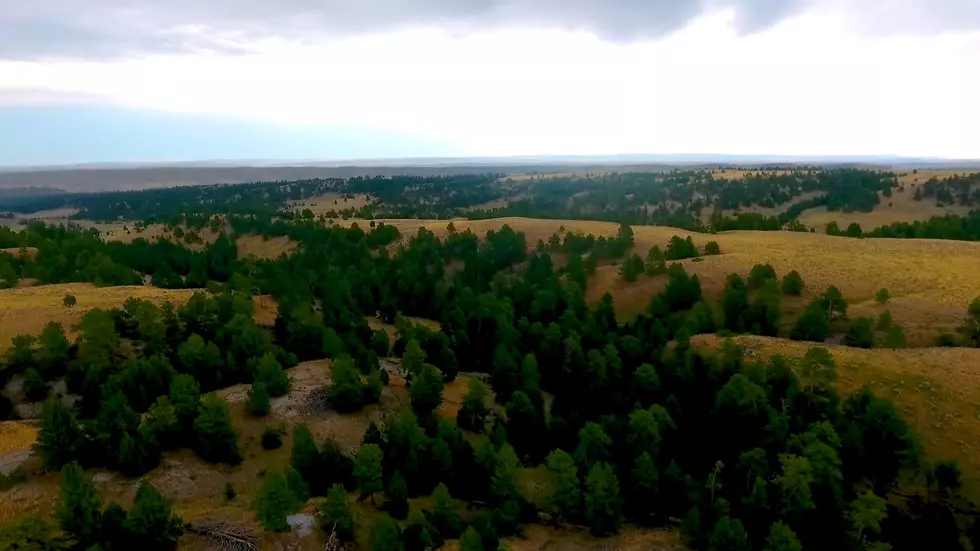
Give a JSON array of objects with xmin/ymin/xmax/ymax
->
[{"xmin": 0, "ymin": 0, "xmax": 977, "ymax": 60}]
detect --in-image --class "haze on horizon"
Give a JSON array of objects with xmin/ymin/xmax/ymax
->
[{"xmin": 1, "ymin": 0, "xmax": 979, "ymax": 166}]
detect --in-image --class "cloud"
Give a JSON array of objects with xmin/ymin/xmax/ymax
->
[{"xmin": 2, "ymin": 0, "xmax": 977, "ymax": 60}]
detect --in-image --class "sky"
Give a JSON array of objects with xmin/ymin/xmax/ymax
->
[{"xmin": 1, "ymin": 0, "xmax": 979, "ymax": 166}]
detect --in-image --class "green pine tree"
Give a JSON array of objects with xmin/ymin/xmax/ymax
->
[
  {"xmin": 192, "ymin": 394, "xmax": 242, "ymax": 465},
  {"xmin": 321, "ymin": 483, "xmax": 355, "ymax": 542},
  {"xmin": 354, "ymin": 443, "xmax": 384, "ymax": 501},
  {"xmin": 253, "ymin": 472, "xmax": 299, "ymax": 532},
  {"xmin": 584, "ymin": 462, "xmax": 623, "ymax": 536},
  {"xmin": 246, "ymin": 381, "xmax": 271, "ymax": 416},
  {"xmin": 386, "ymin": 471, "xmax": 409, "ymax": 520},
  {"xmin": 124, "ymin": 481, "xmax": 184, "ymax": 550},
  {"xmin": 56, "ymin": 463, "xmax": 104, "ymax": 548}
]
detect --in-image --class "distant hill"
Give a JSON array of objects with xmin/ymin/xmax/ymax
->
[{"xmin": 1, "ymin": 154, "xmax": 979, "ymax": 193}]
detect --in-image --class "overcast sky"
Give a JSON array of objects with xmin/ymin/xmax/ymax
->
[{"xmin": 1, "ymin": 0, "xmax": 979, "ymax": 165}]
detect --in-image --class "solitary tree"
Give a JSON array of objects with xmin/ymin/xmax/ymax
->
[
  {"xmin": 875, "ymin": 288, "xmax": 891, "ymax": 304},
  {"xmin": 354, "ymin": 443, "xmax": 384, "ymax": 501}
]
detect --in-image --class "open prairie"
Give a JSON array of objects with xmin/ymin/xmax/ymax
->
[
  {"xmin": 692, "ymin": 334, "xmax": 980, "ymax": 495},
  {"xmin": 289, "ymin": 192, "xmax": 374, "ymax": 215},
  {"xmin": 367, "ymin": 217, "xmax": 979, "ymax": 341},
  {"xmin": 0, "ymin": 283, "xmax": 199, "ymax": 351}
]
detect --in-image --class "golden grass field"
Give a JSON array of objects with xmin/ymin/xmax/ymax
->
[
  {"xmin": 0, "ymin": 422, "xmax": 35, "ymax": 457},
  {"xmin": 692, "ymin": 334, "xmax": 980, "ymax": 497},
  {"xmin": 289, "ymin": 193, "xmax": 374, "ymax": 215},
  {"xmin": 0, "ymin": 283, "xmax": 200, "ymax": 352}
]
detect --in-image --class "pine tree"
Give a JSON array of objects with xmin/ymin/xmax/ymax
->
[
  {"xmin": 460, "ymin": 526, "xmax": 484, "ymax": 551},
  {"xmin": 574, "ymin": 422, "xmax": 611, "ymax": 470},
  {"xmin": 23, "ymin": 368, "xmax": 49, "ymax": 402},
  {"xmin": 38, "ymin": 399, "xmax": 83, "ymax": 471},
  {"xmin": 546, "ymin": 449, "xmax": 581, "ymax": 522},
  {"xmin": 399, "ymin": 338, "xmax": 425, "ymax": 375},
  {"xmin": 321, "ymin": 483, "xmax": 355, "ymax": 542},
  {"xmin": 781, "ymin": 270, "xmax": 805, "ymax": 296},
  {"xmin": 386, "ymin": 471, "xmax": 409, "ymax": 519},
  {"xmin": 246, "ymin": 381, "xmax": 271, "ymax": 416},
  {"xmin": 328, "ymin": 355, "xmax": 365, "ymax": 413},
  {"xmin": 709, "ymin": 517, "xmax": 751, "ymax": 551},
  {"xmin": 370, "ymin": 517, "xmax": 404, "ymax": 551},
  {"xmin": 255, "ymin": 352, "xmax": 291, "ymax": 397},
  {"xmin": 193, "ymin": 394, "xmax": 241, "ymax": 465},
  {"xmin": 290, "ymin": 425, "xmax": 321, "ymax": 491},
  {"xmin": 168, "ymin": 373, "xmax": 201, "ymax": 431},
  {"xmin": 403, "ymin": 510, "xmax": 436, "ymax": 551},
  {"xmin": 457, "ymin": 378, "xmax": 489, "ymax": 432},
  {"xmin": 410, "ymin": 363, "xmax": 445, "ymax": 422},
  {"xmin": 763, "ymin": 521, "xmax": 802, "ymax": 551},
  {"xmin": 286, "ymin": 467, "xmax": 311, "ymax": 503},
  {"xmin": 491, "ymin": 444, "xmax": 521, "ymax": 503},
  {"xmin": 354, "ymin": 443, "xmax": 384, "ymax": 501},
  {"xmin": 144, "ymin": 396, "xmax": 181, "ymax": 450},
  {"xmin": 56, "ymin": 463, "xmax": 104, "ymax": 548},
  {"xmin": 584, "ymin": 462, "xmax": 623, "ymax": 536},
  {"xmin": 36, "ymin": 321, "xmax": 70, "ymax": 378},
  {"xmin": 253, "ymin": 472, "xmax": 299, "ymax": 532},
  {"xmin": 124, "ymin": 481, "xmax": 184, "ymax": 550},
  {"xmin": 505, "ymin": 391, "xmax": 544, "ymax": 461},
  {"xmin": 630, "ymin": 452, "xmax": 659, "ymax": 519},
  {"xmin": 431, "ymin": 483, "xmax": 462, "ymax": 538}
]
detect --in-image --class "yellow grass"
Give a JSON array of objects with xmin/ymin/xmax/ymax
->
[
  {"xmin": 0, "ymin": 283, "xmax": 200, "ymax": 351},
  {"xmin": 289, "ymin": 193, "xmax": 373, "ymax": 215},
  {"xmin": 236, "ymin": 235, "xmax": 297, "ymax": 259},
  {"xmin": 0, "ymin": 422, "xmax": 36, "ymax": 456},
  {"xmin": 692, "ymin": 334, "xmax": 980, "ymax": 498}
]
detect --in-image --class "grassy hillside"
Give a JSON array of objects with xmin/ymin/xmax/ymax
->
[
  {"xmin": 691, "ymin": 334, "xmax": 980, "ymax": 498},
  {"xmin": 367, "ymin": 217, "xmax": 978, "ymax": 343},
  {"xmin": 0, "ymin": 283, "xmax": 200, "ymax": 352}
]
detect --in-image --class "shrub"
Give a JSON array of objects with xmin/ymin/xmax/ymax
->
[
  {"xmin": 262, "ymin": 427, "xmax": 284, "ymax": 451},
  {"xmin": 875, "ymin": 288, "xmax": 891, "ymax": 304}
]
